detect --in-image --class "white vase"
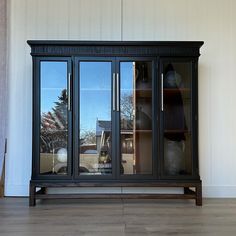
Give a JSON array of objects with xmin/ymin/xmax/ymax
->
[{"xmin": 164, "ymin": 139, "xmax": 185, "ymax": 175}]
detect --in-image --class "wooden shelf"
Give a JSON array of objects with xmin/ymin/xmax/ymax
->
[
  {"xmin": 164, "ymin": 129, "xmax": 190, "ymax": 134},
  {"xmin": 135, "ymin": 129, "xmax": 152, "ymax": 133},
  {"xmin": 163, "ymin": 88, "xmax": 190, "ymax": 94},
  {"xmin": 135, "ymin": 89, "xmax": 152, "ymax": 91},
  {"xmin": 136, "ymin": 89, "xmax": 152, "ymax": 98},
  {"xmin": 121, "ymin": 129, "xmax": 152, "ymax": 133}
]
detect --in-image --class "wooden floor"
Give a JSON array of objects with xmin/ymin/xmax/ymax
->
[{"xmin": 0, "ymin": 198, "xmax": 236, "ymax": 236}]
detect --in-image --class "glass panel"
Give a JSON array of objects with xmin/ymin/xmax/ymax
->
[
  {"xmin": 120, "ymin": 61, "xmax": 153, "ymax": 175},
  {"xmin": 163, "ymin": 62, "xmax": 192, "ymax": 176},
  {"xmin": 40, "ymin": 61, "xmax": 68, "ymax": 175},
  {"xmin": 79, "ymin": 62, "xmax": 112, "ymax": 175}
]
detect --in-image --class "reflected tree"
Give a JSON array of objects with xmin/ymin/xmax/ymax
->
[
  {"xmin": 40, "ymin": 89, "xmax": 68, "ymax": 153},
  {"xmin": 80, "ymin": 130, "xmax": 96, "ymax": 145},
  {"xmin": 120, "ymin": 93, "xmax": 133, "ymax": 120}
]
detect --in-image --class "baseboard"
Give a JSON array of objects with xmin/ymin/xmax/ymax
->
[
  {"xmin": 202, "ymin": 186, "xmax": 236, "ymax": 198},
  {"xmin": 0, "ymin": 173, "xmax": 3, "ymax": 197},
  {"xmin": 4, "ymin": 184, "xmax": 29, "ymax": 196},
  {"xmin": 4, "ymin": 184, "xmax": 236, "ymax": 198},
  {"xmin": 0, "ymin": 159, "xmax": 5, "ymax": 198},
  {"xmin": 0, "ymin": 182, "xmax": 4, "ymax": 197}
]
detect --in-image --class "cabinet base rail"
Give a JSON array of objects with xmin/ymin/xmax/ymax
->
[{"xmin": 29, "ymin": 181, "xmax": 202, "ymax": 206}]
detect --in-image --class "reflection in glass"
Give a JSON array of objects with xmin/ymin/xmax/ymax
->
[
  {"xmin": 40, "ymin": 62, "xmax": 68, "ymax": 175},
  {"xmin": 163, "ymin": 62, "xmax": 192, "ymax": 176},
  {"xmin": 79, "ymin": 62, "xmax": 112, "ymax": 175},
  {"xmin": 120, "ymin": 62, "xmax": 153, "ymax": 175}
]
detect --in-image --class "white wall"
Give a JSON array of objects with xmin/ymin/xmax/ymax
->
[
  {"xmin": 6, "ymin": 0, "xmax": 236, "ymax": 197},
  {"xmin": 0, "ymin": 0, "xmax": 7, "ymax": 183}
]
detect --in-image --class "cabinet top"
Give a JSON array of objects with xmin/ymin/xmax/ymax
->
[
  {"xmin": 27, "ymin": 40, "xmax": 204, "ymax": 47},
  {"xmin": 27, "ymin": 40, "xmax": 204, "ymax": 57}
]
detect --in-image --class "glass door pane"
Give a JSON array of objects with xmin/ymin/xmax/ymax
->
[
  {"xmin": 120, "ymin": 61, "xmax": 153, "ymax": 175},
  {"xmin": 40, "ymin": 61, "xmax": 68, "ymax": 175},
  {"xmin": 162, "ymin": 62, "xmax": 193, "ymax": 176},
  {"xmin": 79, "ymin": 62, "xmax": 112, "ymax": 175}
]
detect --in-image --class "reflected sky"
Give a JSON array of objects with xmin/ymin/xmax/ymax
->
[
  {"xmin": 80, "ymin": 62, "xmax": 111, "ymax": 132},
  {"xmin": 41, "ymin": 61, "xmax": 67, "ymax": 113},
  {"xmin": 40, "ymin": 61, "xmax": 135, "ymax": 132},
  {"xmin": 121, "ymin": 62, "xmax": 133, "ymax": 90},
  {"xmin": 80, "ymin": 62, "xmax": 134, "ymax": 132}
]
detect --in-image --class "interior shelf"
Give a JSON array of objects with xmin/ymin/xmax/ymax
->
[
  {"xmin": 121, "ymin": 129, "xmax": 152, "ymax": 133},
  {"xmin": 164, "ymin": 129, "xmax": 190, "ymax": 134},
  {"xmin": 136, "ymin": 90, "xmax": 152, "ymax": 98},
  {"xmin": 163, "ymin": 88, "xmax": 191, "ymax": 93}
]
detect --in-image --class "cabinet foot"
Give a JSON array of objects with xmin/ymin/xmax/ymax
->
[
  {"xmin": 29, "ymin": 183, "xmax": 36, "ymax": 206},
  {"xmin": 184, "ymin": 187, "xmax": 189, "ymax": 194},
  {"xmin": 196, "ymin": 183, "xmax": 202, "ymax": 206}
]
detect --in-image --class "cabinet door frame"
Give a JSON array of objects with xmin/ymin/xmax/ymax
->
[
  {"xmin": 159, "ymin": 57, "xmax": 199, "ymax": 180},
  {"xmin": 32, "ymin": 57, "xmax": 72, "ymax": 180},
  {"xmin": 116, "ymin": 57, "xmax": 158, "ymax": 180},
  {"xmin": 73, "ymin": 57, "xmax": 117, "ymax": 180}
]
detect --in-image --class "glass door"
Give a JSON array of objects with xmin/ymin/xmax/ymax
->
[
  {"xmin": 160, "ymin": 59, "xmax": 195, "ymax": 178},
  {"xmin": 117, "ymin": 59, "xmax": 156, "ymax": 179},
  {"xmin": 37, "ymin": 58, "xmax": 72, "ymax": 179},
  {"xmin": 74, "ymin": 58, "xmax": 116, "ymax": 179}
]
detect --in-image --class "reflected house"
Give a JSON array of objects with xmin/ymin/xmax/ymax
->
[
  {"xmin": 80, "ymin": 141, "xmax": 96, "ymax": 154},
  {"xmin": 96, "ymin": 119, "xmax": 134, "ymax": 155},
  {"xmin": 79, "ymin": 120, "xmax": 113, "ymax": 174},
  {"xmin": 79, "ymin": 119, "xmax": 134, "ymax": 174},
  {"xmin": 79, "ymin": 120, "xmax": 111, "ymax": 155},
  {"xmin": 80, "ymin": 119, "xmax": 134, "ymax": 155},
  {"xmin": 96, "ymin": 120, "xmax": 112, "ymax": 155}
]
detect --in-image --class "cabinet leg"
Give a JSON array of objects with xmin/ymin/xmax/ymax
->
[
  {"xmin": 29, "ymin": 183, "xmax": 36, "ymax": 207},
  {"xmin": 196, "ymin": 183, "xmax": 202, "ymax": 206},
  {"xmin": 41, "ymin": 187, "xmax": 46, "ymax": 194},
  {"xmin": 184, "ymin": 187, "xmax": 189, "ymax": 194}
]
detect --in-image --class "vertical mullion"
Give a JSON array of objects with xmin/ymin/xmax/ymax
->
[
  {"xmin": 153, "ymin": 59, "xmax": 159, "ymax": 180},
  {"xmin": 67, "ymin": 58, "xmax": 72, "ymax": 178},
  {"xmin": 73, "ymin": 57, "xmax": 79, "ymax": 179},
  {"xmin": 115, "ymin": 58, "xmax": 120, "ymax": 179},
  {"xmin": 192, "ymin": 59, "xmax": 199, "ymax": 178},
  {"xmin": 34, "ymin": 57, "xmax": 40, "ymax": 179},
  {"xmin": 159, "ymin": 60, "xmax": 164, "ymax": 179}
]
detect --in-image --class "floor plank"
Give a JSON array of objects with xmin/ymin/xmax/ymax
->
[{"xmin": 0, "ymin": 198, "xmax": 236, "ymax": 236}]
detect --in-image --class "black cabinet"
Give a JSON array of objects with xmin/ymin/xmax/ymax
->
[{"xmin": 28, "ymin": 41, "xmax": 203, "ymax": 206}]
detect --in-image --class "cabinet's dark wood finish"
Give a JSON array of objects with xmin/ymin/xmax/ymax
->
[
  {"xmin": 29, "ymin": 181, "xmax": 202, "ymax": 206},
  {"xmin": 28, "ymin": 41, "xmax": 203, "ymax": 206},
  {"xmin": 28, "ymin": 41, "xmax": 202, "ymax": 57}
]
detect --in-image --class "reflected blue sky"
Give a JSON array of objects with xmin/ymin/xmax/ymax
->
[
  {"xmin": 41, "ymin": 61, "xmax": 67, "ymax": 113},
  {"xmin": 80, "ymin": 62, "xmax": 111, "ymax": 90},
  {"xmin": 80, "ymin": 62, "xmax": 111, "ymax": 133},
  {"xmin": 121, "ymin": 62, "xmax": 133, "ymax": 91},
  {"xmin": 40, "ymin": 61, "xmax": 134, "ymax": 132},
  {"xmin": 80, "ymin": 62, "xmax": 134, "ymax": 133}
]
